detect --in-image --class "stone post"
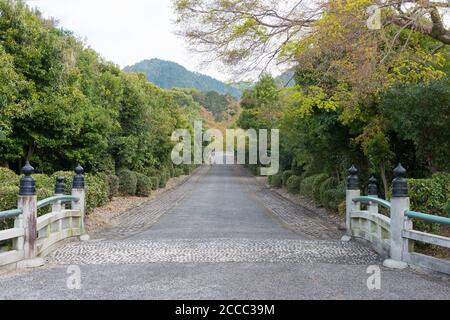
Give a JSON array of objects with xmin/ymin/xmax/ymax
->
[
  {"xmin": 15, "ymin": 162, "xmax": 43, "ymax": 268},
  {"xmin": 367, "ymin": 176, "xmax": 379, "ymax": 214},
  {"xmin": 345, "ymin": 165, "xmax": 360, "ymax": 237},
  {"xmin": 72, "ymin": 165, "xmax": 88, "ymax": 241},
  {"xmin": 385, "ymin": 164, "xmax": 409, "ymax": 269}
]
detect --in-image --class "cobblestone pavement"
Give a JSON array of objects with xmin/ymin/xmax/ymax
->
[
  {"xmin": 1, "ymin": 165, "xmax": 449, "ymax": 300},
  {"xmin": 49, "ymin": 239, "xmax": 380, "ymax": 265}
]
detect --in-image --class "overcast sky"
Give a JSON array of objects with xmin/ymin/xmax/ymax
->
[{"xmin": 25, "ymin": 0, "xmax": 230, "ymax": 81}]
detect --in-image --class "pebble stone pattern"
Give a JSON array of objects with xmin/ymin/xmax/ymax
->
[
  {"xmin": 93, "ymin": 166, "xmax": 210, "ymax": 240},
  {"xmin": 49, "ymin": 239, "xmax": 380, "ymax": 265},
  {"xmin": 237, "ymin": 167, "xmax": 344, "ymax": 240},
  {"xmin": 47, "ymin": 165, "xmax": 379, "ymax": 266}
]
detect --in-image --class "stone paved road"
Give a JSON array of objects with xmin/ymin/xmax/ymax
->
[{"xmin": 0, "ymin": 165, "xmax": 449, "ymax": 299}]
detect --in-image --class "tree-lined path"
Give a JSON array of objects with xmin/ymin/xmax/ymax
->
[{"xmin": 0, "ymin": 165, "xmax": 449, "ymax": 299}]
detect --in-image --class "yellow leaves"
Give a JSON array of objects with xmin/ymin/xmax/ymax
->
[{"xmin": 282, "ymin": 85, "xmax": 338, "ymax": 118}]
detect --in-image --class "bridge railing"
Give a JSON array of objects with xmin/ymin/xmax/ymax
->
[
  {"xmin": 0, "ymin": 163, "xmax": 87, "ymax": 268},
  {"xmin": 346, "ymin": 164, "xmax": 450, "ymax": 274}
]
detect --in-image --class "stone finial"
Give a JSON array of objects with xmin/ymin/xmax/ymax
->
[
  {"xmin": 392, "ymin": 163, "xmax": 408, "ymax": 197},
  {"xmin": 347, "ymin": 165, "xmax": 359, "ymax": 190},
  {"xmin": 55, "ymin": 177, "xmax": 65, "ymax": 194},
  {"xmin": 367, "ymin": 176, "xmax": 378, "ymax": 196},
  {"xmin": 72, "ymin": 164, "xmax": 85, "ymax": 189},
  {"xmin": 19, "ymin": 161, "xmax": 36, "ymax": 196}
]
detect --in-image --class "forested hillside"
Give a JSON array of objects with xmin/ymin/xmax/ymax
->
[{"xmin": 124, "ymin": 59, "xmax": 242, "ymax": 99}]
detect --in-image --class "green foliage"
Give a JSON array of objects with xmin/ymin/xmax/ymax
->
[
  {"xmin": 286, "ymin": 175, "xmax": 302, "ymax": 194},
  {"xmin": 268, "ymin": 175, "xmax": 282, "ymax": 188},
  {"xmin": 319, "ymin": 177, "xmax": 338, "ymax": 205},
  {"xmin": 311, "ymin": 174, "xmax": 329, "ymax": 203},
  {"xmin": 159, "ymin": 170, "xmax": 169, "ymax": 188},
  {"xmin": 136, "ymin": 173, "xmax": 152, "ymax": 197},
  {"xmin": 300, "ymin": 174, "xmax": 323, "ymax": 199},
  {"xmin": 408, "ymin": 173, "xmax": 450, "ymax": 234},
  {"xmin": 0, "ymin": 2, "xmax": 193, "ymax": 176},
  {"xmin": 380, "ymin": 81, "xmax": 450, "ymax": 172},
  {"xmin": 149, "ymin": 176, "xmax": 160, "ymax": 191},
  {"xmin": 174, "ymin": 168, "xmax": 185, "ymax": 177},
  {"xmin": 282, "ymin": 170, "xmax": 293, "ymax": 187},
  {"xmin": 84, "ymin": 174, "xmax": 109, "ymax": 213},
  {"xmin": 118, "ymin": 169, "xmax": 137, "ymax": 196},
  {"xmin": 0, "ymin": 168, "xmax": 18, "ymax": 185},
  {"xmin": 0, "ymin": 186, "xmax": 19, "ymax": 212},
  {"xmin": 105, "ymin": 175, "xmax": 120, "ymax": 200}
]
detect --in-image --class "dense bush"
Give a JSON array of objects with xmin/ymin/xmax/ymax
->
[
  {"xmin": 408, "ymin": 173, "xmax": 450, "ymax": 234},
  {"xmin": 286, "ymin": 175, "xmax": 302, "ymax": 194},
  {"xmin": 150, "ymin": 176, "xmax": 160, "ymax": 190},
  {"xmin": 0, "ymin": 168, "xmax": 19, "ymax": 185},
  {"xmin": 105, "ymin": 175, "xmax": 120, "ymax": 200},
  {"xmin": 118, "ymin": 169, "xmax": 137, "ymax": 196},
  {"xmin": 319, "ymin": 177, "xmax": 338, "ymax": 205},
  {"xmin": 85, "ymin": 174, "xmax": 109, "ymax": 213},
  {"xmin": 159, "ymin": 170, "xmax": 169, "ymax": 188},
  {"xmin": 0, "ymin": 186, "xmax": 19, "ymax": 212},
  {"xmin": 282, "ymin": 170, "xmax": 293, "ymax": 186},
  {"xmin": 136, "ymin": 173, "xmax": 152, "ymax": 197},
  {"xmin": 268, "ymin": 175, "xmax": 282, "ymax": 188},
  {"xmin": 173, "ymin": 168, "xmax": 185, "ymax": 177},
  {"xmin": 311, "ymin": 174, "xmax": 329, "ymax": 203}
]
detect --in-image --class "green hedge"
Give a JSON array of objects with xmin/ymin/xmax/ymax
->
[
  {"xmin": 311, "ymin": 174, "xmax": 329, "ymax": 203},
  {"xmin": 85, "ymin": 174, "xmax": 109, "ymax": 213},
  {"xmin": 118, "ymin": 169, "xmax": 137, "ymax": 196},
  {"xmin": 282, "ymin": 170, "xmax": 293, "ymax": 186},
  {"xmin": 319, "ymin": 177, "xmax": 338, "ymax": 205},
  {"xmin": 286, "ymin": 175, "xmax": 302, "ymax": 194},
  {"xmin": 174, "ymin": 168, "xmax": 184, "ymax": 177},
  {"xmin": 409, "ymin": 173, "xmax": 450, "ymax": 234},
  {"xmin": 105, "ymin": 175, "xmax": 119, "ymax": 200},
  {"xmin": 150, "ymin": 176, "xmax": 160, "ymax": 190},
  {"xmin": 136, "ymin": 173, "xmax": 152, "ymax": 197},
  {"xmin": 0, "ymin": 168, "xmax": 19, "ymax": 185},
  {"xmin": 159, "ymin": 170, "xmax": 169, "ymax": 188},
  {"xmin": 268, "ymin": 175, "xmax": 282, "ymax": 188}
]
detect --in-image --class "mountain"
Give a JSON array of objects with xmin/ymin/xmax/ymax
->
[{"xmin": 123, "ymin": 59, "xmax": 242, "ymax": 99}]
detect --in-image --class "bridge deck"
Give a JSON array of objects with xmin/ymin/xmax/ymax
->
[{"xmin": 0, "ymin": 165, "xmax": 449, "ymax": 299}]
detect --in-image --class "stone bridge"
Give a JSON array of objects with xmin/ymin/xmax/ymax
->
[{"xmin": 0, "ymin": 165, "xmax": 449, "ymax": 299}]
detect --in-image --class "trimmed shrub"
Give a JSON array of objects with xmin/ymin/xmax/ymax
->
[
  {"xmin": 37, "ymin": 187, "xmax": 54, "ymax": 216},
  {"xmin": 174, "ymin": 168, "xmax": 184, "ymax": 177},
  {"xmin": 182, "ymin": 164, "xmax": 193, "ymax": 175},
  {"xmin": 282, "ymin": 170, "xmax": 293, "ymax": 186},
  {"xmin": 311, "ymin": 174, "xmax": 329, "ymax": 203},
  {"xmin": 118, "ymin": 169, "xmax": 137, "ymax": 196},
  {"xmin": 33, "ymin": 174, "xmax": 53, "ymax": 190},
  {"xmin": 409, "ymin": 172, "xmax": 450, "ymax": 234},
  {"xmin": 321, "ymin": 188, "xmax": 345, "ymax": 211},
  {"xmin": 271, "ymin": 175, "xmax": 283, "ymax": 188},
  {"xmin": 105, "ymin": 175, "xmax": 119, "ymax": 200},
  {"xmin": 0, "ymin": 186, "xmax": 19, "ymax": 212},
  {"xmin": 167, "ymin": 163, "xmax": 175, "ymax": 177},
  {"xmin": 0, "ymin": 167, "xmax": 19, "ymax": 185},
  {"xmin": 319, "ymin": 177, "xmax": 338, "ymax": 205},
  {"xmin": 159, "ymin": 170, "xmax": 169, "ymax": 188},
  {"xmin": 300, "ymin": 175, "xmax": 317, "ymax": 199},
  {"xmin": 136, "ymin": 173, "xmax": 152, "ymax": 197},
  {"xmin": 85, "ymin": 174, "xmax": 109, "ymax": 213},
  {"xmin": 51, "ymin": 171, "xmax": 73, "ymax": 194},
  {"xmin": 150, "ymin": 176, "xmax": 160, "ymax": 190},
  {"xmin": 286, "ymin": 175, "xmax": 302, "ymax": 194}
]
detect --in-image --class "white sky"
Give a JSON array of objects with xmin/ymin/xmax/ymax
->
[{"xmin": 25, "ymin": 0, "xmax": 230, "ymax": 81}]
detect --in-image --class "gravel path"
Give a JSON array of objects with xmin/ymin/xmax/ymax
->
[{"xmin": 0, "ymin": 165, "xmax": 449, "ymax": 300}]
